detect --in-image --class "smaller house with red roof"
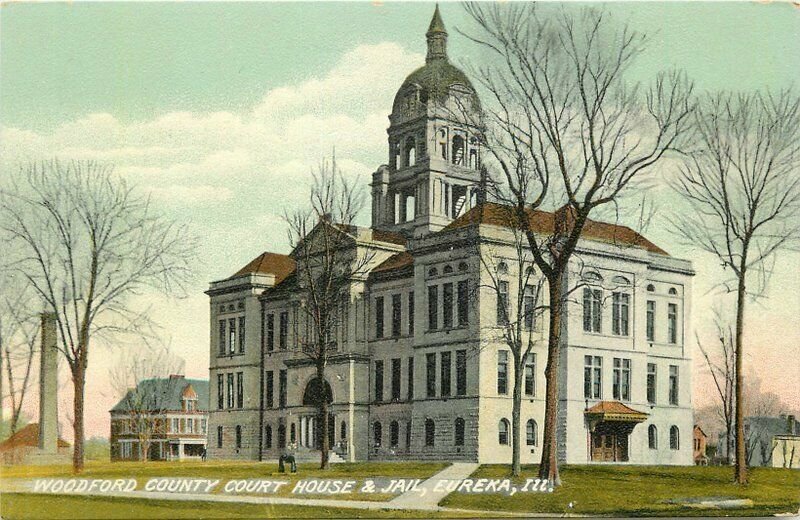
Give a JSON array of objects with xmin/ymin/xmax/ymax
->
[{"xmin": 0, "ymin": 423, "xmax": 70, "ymax": 465}]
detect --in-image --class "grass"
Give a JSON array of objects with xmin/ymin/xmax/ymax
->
[
  {"xmin": 440, "ymin": 464, "xmax": 800, "ymax": 517},
  {"xmin": 0, "ymin": 493, "xmax": 482, "ymax": 519},
  {"xmin": 0, "ymin": 460, "xmax": 447, "ymax": 503}
]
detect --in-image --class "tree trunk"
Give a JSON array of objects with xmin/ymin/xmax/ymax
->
[
  {"xmin": 733, "ymin": 270, "xmax": 747, "ymax": 484},
  {"xmin": 725, "ymin": 421, "xmax": 733, "ymax": 465},
  {"xmin": 318, "ymin": 362, "xmax": 330, "ymax": 470},
  {"xmin": 72, "ymin": 364, "xmax": 86, "ymax": 473},
  {"xmin": 511, "ymin": 355, "xmax": 524, "ymax": 477},
  {"xmin": 538, "ymin": 277, "xmax": 562, "ymax": 485}
]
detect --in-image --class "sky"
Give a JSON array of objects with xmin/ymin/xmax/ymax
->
[{"xmin": 1, "ymin": 1, "xmax": 798, "ymax": 439}]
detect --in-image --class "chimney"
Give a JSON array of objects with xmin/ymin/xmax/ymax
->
[
  {"xmin": 38, "ymin": 312, "xmax": 59, "ymax": 453},
  {"xmin": 169, "ymin": 374, "xmax": 185, "ymax": 379},
  {"xmin": 788, "ymin": 415, "xmax": 796, "ymax": 434}
]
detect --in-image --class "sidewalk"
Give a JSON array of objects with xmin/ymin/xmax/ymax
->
[{"xmin": 389, "ymin": 462, "xmax": 479, "ymax": 509}]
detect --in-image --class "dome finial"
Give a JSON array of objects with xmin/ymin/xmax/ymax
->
[{"xmin": 426, "ymin": 4, "xmax": 448, "ymax": 63}]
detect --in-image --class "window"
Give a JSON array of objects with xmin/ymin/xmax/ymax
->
[
  {"xmin": 373, "ymin": 422, "xmax": 382, "ymax": 448},
  {"xmin": 612, "ymin": 293, "xmax": 629, "ymax": 336},
  {"xmin": 228, "ymin": 318, "xmax": 236, "ymax": 354},
  {"xmin": 497, "ymin": 281, "xmax": 509, "ymax": 325},
  {"xmin": 669, "ymin": 365, "xmax": 679, "ymax": 405},
  {"xmin": 391, "ymin": 358, "xmax": 401, "ymax": 401},
  {"xmin": 456, "ymin": 350, "xmax": 467, "ymax": 396},
  {"xmin": 442, "ymin": 283, "xmax": 454, "ymax": 328},
  {"xmin": 497, "ymin": 350, "xmax": 509, "ymax": 394},
  {"xmin": 428, "ymin": 285, "xmax": 438, "ymax": 330},
  {"xmin": 428, "ymin": 267, "xmax": 438, "ymax": 277},
  {"xmin": 524, "ymin": 353, "xmax": 536, "ymax": 396},
  {"xmin": 266, "ymin": 371, "xmax": 274, "ymax": 408},
  {"xmin": 219, "ymin": 320, "xmax": 226, "ymax": 355},
  {"xmin": 425, "ymin": 419, "xmax": 435, "ymax": 447},
  {"xmin": 390, "ymin": 421, "xmax": 399, "ymax": 447},
  {"xmin": 375, "ymin": 296, "xmax": 384, "ymax": 339},
  {"xmin": 668, "ymin": 287, "xmax": 678, "ymax": 295},
  {"xmin": 583, "ymin": 288, "xmax": 602, "ymax": 333},
  {"xmin": 266, "ymin": 313, "xmax": 275, "ymax": 351},
  {"xmin": 498, "ymin": 419, "xmax": 509, "ymax": 445},
  {"xmin": 341, "ymin": 421, "xmax": 347, "ymax": 441},
  {"xmin": 290, "ymin": 423, "xmax": 296, "ymax": 444},
  {"xmin": 235, "ymin": 425, "xmax": 242, "ymax": 449},
  {"xmin": 668, "ymin": 303, "xmax": 678, "ymax": 344},
  {"xmin": 265, "ymin": 425, "xmax": 272, "ymax": 449},
  {"xmin": 648, "ymin": 425, "xmax": 658, "ymax": 449},
  {"xmin": 497, "ymin": 261, "xmax": 509, "ymax": 274},
  {"xmin": 391, "ymin": 294, "xmax": 402, "ymax": 337},
  {"xmin": 670, "ymin": 425, "xmax": 680, "ymax": 449},
  {"xmin": 440, "ymin": 351, "xmax": 451, "ymax": 397},
  {"xmin": 279, "ymin": 312, "xmax": 288, "ymax": 349},
  {"xmin": 443, "ymin": 264, "xmax": 453, "ymax": 274},
  {"xmin": 426, "ymin": 353, "xmax": 436, "ymax": 398},
  {"xmin": 584, "ymin": 356, "xmax": 602, "ymax": 399},
  {"xmin": 374, "ymin": 361, "xmax": 384, "ymax": 402},
  {"xmin": 217, "ymin": 374, "xmax": 224, "ymax": 409},
  {"xmin": 278, "ymin": 424, "xmax": 286, "ymax": 448},
  {"xmin": 236, "ymin": 372, "xmax": 244, "ymax": 408},
  {"xmin": 454, "ymin": 418, "xmax": 465, "ymax": 446},
  {"xmin": 238, "ymin": 316, "xmax": 246, "ymax": 353},
  {"xmin": 646, "ymin": 301, "xmax": 656, "ymax": 342},
  {"xmin": 408, "ymin": 292, "xmax": 415, "ymax": 335},
  {"xmin": 647, "ymin": 363, "xmax": 657, "ymax": 404},
  {"xmin": 279, "ymin": 370, "xmax": 287, "ymax": 408},
  {"xmin": 647, "ymin": 284, "xmax": 655, "ymax": 292},
  {"xmin": 523, "ymin": 285, "xmax": 537, "ymax": 330},
  {"xmin": 526, "ymin": 419, "xmax": 538, "ymax": 446},
  {"xmin": 227, "ymin": 373, "xmax": 235, "ymax": 408},
  {"xmin": 457, "ymin": 280, "xmax": 469, "ymax": 326},
  {"xmin": 217, "ymin": 426, "xmax": 223, "ymax": 448},
  {"xmin": 613, "ymin": 358, "xmax": 631, "ymax": 401},
  {"xmin": 407, "ymin": 357, "xmax": 414, "ymax": 400},
  {"xmin": 406, "ymin": 420, "xmax": 412, "ymax": 447}
]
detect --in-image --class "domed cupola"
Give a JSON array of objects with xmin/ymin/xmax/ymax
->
[{"xmin": 372, "ymin": 5, "xmax": 484, "ymax": 238}]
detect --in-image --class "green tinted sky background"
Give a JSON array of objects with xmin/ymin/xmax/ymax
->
[{"xmin": 1, "ymin": 2, "xmax": 798, "ymax": 438}]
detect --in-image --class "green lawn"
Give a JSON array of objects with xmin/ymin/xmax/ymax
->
[
  {"xmin": 440, "ymin": 464, "xmax": 800, "ymax": 517},
  {"xmin": 0, "ymin": 493, "xmax": 480, "ymax": 520},
  {"xmin": 0, "ymin": 460, "xmax": 447, "ymax": 503}
]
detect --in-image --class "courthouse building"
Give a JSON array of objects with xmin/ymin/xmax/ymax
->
[{"xmin": 206, "ymin": 7, "xmax": 694, "ymax": 465}]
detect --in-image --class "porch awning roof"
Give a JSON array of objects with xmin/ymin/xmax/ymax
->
[{"xmin": 584, "ymin": 401, "xmax": 648, "ymax": 423}]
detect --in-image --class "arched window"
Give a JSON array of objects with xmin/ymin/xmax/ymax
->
[
  {"xmin": 390, "ymin": 420, "xmax": 399, "ymax": 447},
  {"xmin": 497, "ymin": 261, "xmax": 509, "ymax": 275},
  {"xmin": 340, "ymin": 421, "xmax": 347, "ymax": 441},
  {"xmin": 498, "ymin": 419, "xmax": 510, "ymax": 445},
  {"xmin": 404, "ymin": 136, "xmax": 416, "ymax": 167},
  {"xmin": 668, "ymin": 287, "xmax": 678, "ymax": 295},
  {"xmin": 235, "ymin": 425, "xmax": 242, "ymax": 449},
  {"xmin": 646, "ymin": 284, "xmax": 656, "ymax": 292},
  {"xmin": 374, "ymin": 422, "xmax": 382, "ymax": 447},
  {"xmin": 278, "ymin": 424, "xmax": 286, "ymax": 448},
  {"xmin": 584, "ymin": 271, "xmax": 603, "ymax": 283},
  {"xmin": 290, "ymin": 423, "xmax": 296, "ymax": 444},
  {"xmin": 265, "ymin": 425, "xmax": 273, "ymax": 449},
  {"xmin": 303, "ymin": 378, "xmax": 333, "ymax": 407},
  {"xmin": 425, "ymin": 419, "xmax": 435, "ymax": 447},
  {"xmin": 670, "ymin": 425, "xmax": 680, "ymax": 450},
  {"xmin": 438, "ymin": 129, "xmax": 448, "ymax": 160},
  {"xmin": 452, "ymin": 135, "xmax": 465, "ymax": 165},
  {"xmin": 648, "ymin": 425, "xmax": 658, "ymax": 449},
  {"xmin": 454, "ymin": 418, "xmax": 465, "ymax": 446},
  {"xmin": 612, "ymin": 276, "xmax": 630, "ymax": 286},
  {"xmin": 428, "ymin": 267, "xmax": 438, "ymax": 277},
  {"xmin": 526, "ymin": 419, "xmax": 538, "ymax": 446},
  {"xmin": 443, "ymin": 265, "xmax": 454, "ymax": 275},
  {"xmin": 458, "ymin": 262, "xmax": 468, "ymax": 272}
]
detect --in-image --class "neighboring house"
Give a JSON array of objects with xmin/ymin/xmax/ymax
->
[
  {"xmin": 110, "ymin": 375, "xmax": 209, "ymax": 461},
  {"xmin": 693, "ymin": 425, "xmax": 709, "ymax": 465},
  {"xmin": 718, "ymin": 415, "xmax": 800, "ymax": 467},
  {"xmin": 772, "ymin": 435, "xmax": 800, "ymax": 469},
  {"xmin": 0, "ymin": 423, "xmax": 70, "ymax": 465},
  {"xmin": 206, "ymin": 7, "xmax": 694, "ymax": 465}
]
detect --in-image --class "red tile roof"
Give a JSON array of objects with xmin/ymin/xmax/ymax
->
[
  {"xmin": 444, "ymin": 202, "xmax": 668, "ymax": 256},
  {"xmin": 585, "ymin": 401, "xmax": 647, "ymax": 416},
  {"xmin": 231, "ymin": 252, "xmax": 296, "ymax": 283},
  {"xmin": 372, "ymin": 252, "xmax": 414, "ymax": 274},
  {"xmin": 0, "ymin": 423, "xmax": 70, "ymax": 451}
]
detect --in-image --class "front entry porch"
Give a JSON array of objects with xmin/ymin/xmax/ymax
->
[{"xmin": 584, "ymin": 401, "xmax": 648, "ymax": 463}]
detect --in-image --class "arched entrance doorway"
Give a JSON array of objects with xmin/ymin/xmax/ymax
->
[{"xmin": 301, "ymin": 377, "xmax": 335, "ymax": 450}]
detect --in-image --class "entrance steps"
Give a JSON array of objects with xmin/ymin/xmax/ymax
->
[{"xmin": 288, "ymin": 448, "xmax": 346, "ymax": 464}]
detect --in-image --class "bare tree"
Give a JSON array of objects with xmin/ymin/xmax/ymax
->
[
  {"xmin": 696, "ymin": 312, "xmax": 736, "ymax": 464},
  {"xmin": 670, "ymin": 90, "xmax": 800, "ymax": 483},
  {"xmin": 283, "ymin": 157, "xmax": 373, "ymax": 469},
  {"xmin": 477, "ymin": 213, "xmax": 546, "ymax": 476},
  {"xmin": 110, "ymin": 345, "xmax": 185, "ymax": 462},
  {"xmin": 0, "ymin": 270, "xmax": 39, "ymax": 437},
  {"xmin": 461, "ymin": 4, "xmax": 695, "ymax": 484},
  {"xmin": 0, "ymin": 159, "xmax": 196, "ymax": 472}
]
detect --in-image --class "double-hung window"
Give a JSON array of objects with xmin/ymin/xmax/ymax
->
[
  {"xmin": 583, "ymin": 356, "xmax": 602, "ymax": 399},
  {"xmin": 497, "ymin": 351, "xmax": 508, "ymax": 394},
  {"xmin": 612, "ymin": 293, "xmax": 629, "ymax": 336},
  {"xmin": 612, "ymin": 358, "xmax": 631, "ymax": 401},
  {"xmin": 583, "ymin": 288, "xmax": 602, "ymax": 333}
]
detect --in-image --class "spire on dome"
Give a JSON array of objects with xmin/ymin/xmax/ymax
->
[{"xmin": 426, "ymin": 4, "xmax": 448, "ymax": 63}]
